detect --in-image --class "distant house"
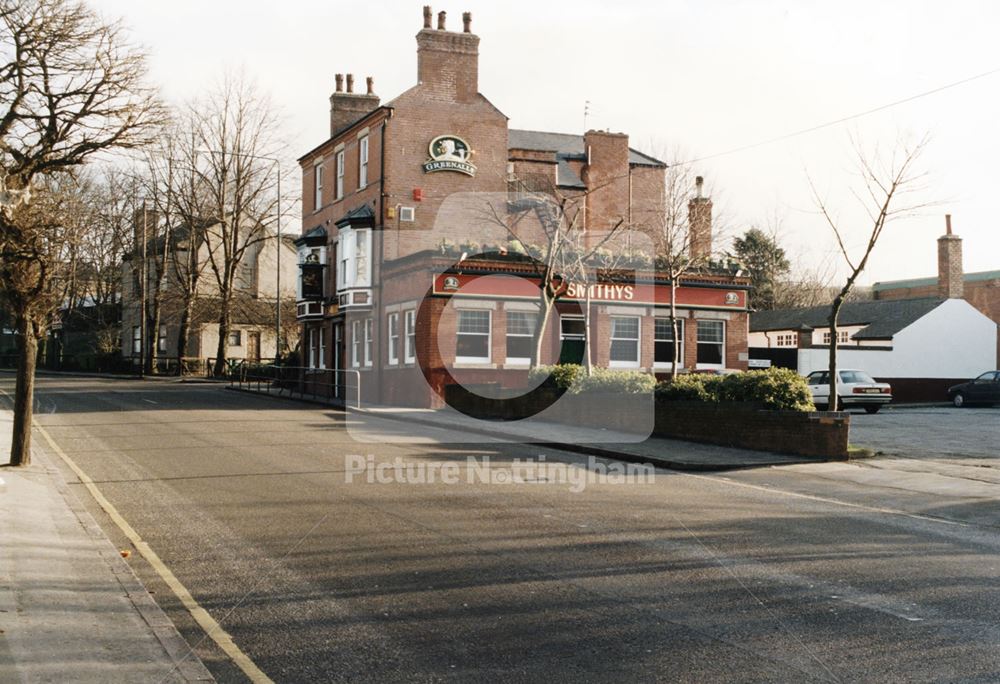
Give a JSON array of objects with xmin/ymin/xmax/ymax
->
[
  {"xmin": 120, "ymin": 210, "xmax": 299, "ymax": 373},
  {"xmin": 749, "ymin": 297, "xmax": 997, "ymax": 402}
]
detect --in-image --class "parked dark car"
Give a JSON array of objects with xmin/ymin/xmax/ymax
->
[{"xmin": 948, "ymin": 371, "xmax": 1000, "ymax": 407}]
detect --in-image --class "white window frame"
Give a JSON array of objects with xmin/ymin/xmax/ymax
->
[
  {"xmin": 653, "ymin": 317, "xmax": 683, "ymax": 370},
  {"xmin": 404, "ymin": 309, "xmax": 416, "ymax": 364},
  {"xmin": 387, "ymin": 312, "xmax": 399, "ymax": 365},
  {"xmin": 335, "ymin": 150, "xmax": 344, "ymax": 200},
  {"xmin": 505, "ymin": 311, "xmax": 536, "ymax": 366},
  {"xmin": 228, "ymin": 330, "xmax": 242, "ymax": 347},
  {"xmin": 696, "ymin": 319, "xmax": 726, "ymax": 369},
  {"xmin": 355, "ymin": 230, "xmax": 369, "ymax": 287},
  {"xmin": 308, "ymin": 328, "xmax": 318, "ymax": 370},
  {"xmin": 358, "ymin": 136, "xmax": 369, "ymax": 188},
  {"xmin": 456, "ymin": 309, "xmax": 492, "ymax": 364},
  {"xmin": 314, "ymin": 162, "xmax": 323, "ymax": 211},
  {"xmin": 318, "ymin": 326, "xmax": 326, "ymax": 369},
  {"xmin": 350, "ymin": 320, "xmax": 361, "ymax": 368},
  {"xmin": 363, "ymin": 317, "xmax": 373, "ymax": 368},
  {"xmin": 132, "ymin": 326, "xmax": 141, "ymax": 354},
  {"xmin": 609, "ymin": 316, "xmax": 640, "ymax": 369},
  {"xmin": 336, "ymin": 227, "xmax": 371, "ymax": 291}
]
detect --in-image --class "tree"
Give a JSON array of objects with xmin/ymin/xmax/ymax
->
[
  {"xmin": 185, "ymin": 75, "xmax": 284, "ymax": 377},
  {"xmin": 0, "ymin": 0, "xmax": 161, "ymax": 466},
  {"xmin": 490, "ymin": 175, "xmax": 626, "ymax": 371},
  {"xmin": 809, "ymin": 134, "xmax": 929, "ymax": 411},
  {"xmin": 732, "ymin": 227, "xmax": 790, "ymax": 311},
  {"xmin": 648, "ymin": 167, "xmax": 718, "ymax": 379}
]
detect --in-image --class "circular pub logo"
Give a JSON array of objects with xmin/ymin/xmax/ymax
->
[{"xmin": 423, "ymin": 135, "xmax": 476, "ymax": 176}]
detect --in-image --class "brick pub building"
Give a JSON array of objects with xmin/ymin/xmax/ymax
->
[{"xmin": 295, "ymin": 7, "xmax": 750, "ymax": 407}]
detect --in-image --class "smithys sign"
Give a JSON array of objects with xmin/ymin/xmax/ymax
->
[{"xmin": 423, "ymin": 135, "xmax": 476, "ymax": 176}]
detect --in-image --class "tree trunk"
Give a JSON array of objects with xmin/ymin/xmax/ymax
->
[
  {"xmin": 583, "ymin": 290, "xmax": 593, "ymax": 377},
  {"xmin": 10, "ymin": 316, "xmax": 38, "ymax": 467},
  {"xmin": 212, "ymin": 294, "xmax": 231, "ymax": 377},
  {"xmin": 176, "ymin": 302, "xmax": 191, "ymax": 365},
  {"xmin": 828, "ymin": 298, "xmax": 844, "ymax": 412},
  {"xmin": 670, "ymin": 278, "xmax": 680, "ymax": 379}
]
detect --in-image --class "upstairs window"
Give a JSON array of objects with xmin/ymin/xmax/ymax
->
[
  {"xmin": 358, "ymin": 136, "xmax": 369, "ymax": 188},
  {"xmin": 335, "ymin": 150, "xmax": 345, "ymax": 200},
  {"xmin": 314, "ymin": 162, "xmax": 324, "ymax": 211},
  {"xmin": 337, "ymin": 227, "xmax": 371, "ymax": 291}
]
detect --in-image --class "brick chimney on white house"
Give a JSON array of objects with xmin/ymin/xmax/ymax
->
[
  {"xmin": 688, "ymin": 176, "xmax": 713, "ymax": 261},
  {"xmin": 329, "ymin": 72, "xmax": 380, "ymax": 136},
  {"xmin": 416, "ymin": 6, "xmax": 480, "ymax": 102},
  {"xmin": 938, "ymin": 214, "xmax": 964, "ymax": 299}
]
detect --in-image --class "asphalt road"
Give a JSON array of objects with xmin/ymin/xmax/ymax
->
[
  {"xmin": 8, "ymin": 375, "xmax": 1000, "ymax": 683},
  {"xmin": 850, "ymin": 405, "xmax": 999, "ymax": 459}
]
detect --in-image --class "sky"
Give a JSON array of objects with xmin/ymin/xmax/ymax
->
[{"xmin": 92, "ymin": 0, "xmax": 1000, "ymax": 286}]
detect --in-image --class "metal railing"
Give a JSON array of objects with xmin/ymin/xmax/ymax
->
[{"xmin": 228, "ymin": 363, "xmax": 361, "ymax": 409}]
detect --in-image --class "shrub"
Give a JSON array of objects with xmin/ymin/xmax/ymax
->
[
  {"xmin": 528, "ymin": 364, "xmax": 655, "ymax": 394},
  {"xmin": 656, "ymin": 367, "xmax": 814, "ymax": 412}
]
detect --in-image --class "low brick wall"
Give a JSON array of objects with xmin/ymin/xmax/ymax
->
[
  {"xmin": 653, "ymin": 400, "xmax": 849, "ymax": 459},
  {"xmin": 443, "ymin": 385, "xmax": 850, "ymax": 460}
]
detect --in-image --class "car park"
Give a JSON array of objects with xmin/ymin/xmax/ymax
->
[
  {"xmin": 805, "ymin": 369, "xmax": 892, "ymax": 413},
  {"xmin": 947, "ymin": 371, "xmax": 1000, "ymax": 407}
]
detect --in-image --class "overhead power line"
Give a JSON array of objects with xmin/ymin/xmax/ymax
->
[{"xmin": 675, "ymin": 66, "xmax": 1000, "ymax": 166}]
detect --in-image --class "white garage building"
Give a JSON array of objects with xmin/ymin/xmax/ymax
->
[{"xmin": 749, "ymin": 297, "xmax": 997, "ymax": 402}]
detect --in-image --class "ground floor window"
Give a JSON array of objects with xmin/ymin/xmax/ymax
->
[
  {"xmin": 456, "ymin": 309, "xmax": 491, "ymax": 363},
  {"xmin": 228, "ymin": 330, "xmax": 242, "ymax": 347},
  {"xmin": 696, "ymin": 320, "xmax": 725, "ymax": 367},
  {"xmin": 309, "ymin": 327, "xmax": 318, "ymax": 369},
  {"xmin": 505, "ymin": 311, "xmax": 535, "ymax": 365},
  {"xmin": 404, "ymin": 309, "xmax": 416, "ymax": 364},
  {"xmin": 318, "ymin": 326, "xmax": 326, "ymax": 369},
  {"xmin": 157, "ymin": 325, "xmax": 168, "ymax": 353},
  {"xmin": 387, "ymin": 312, "xmax": 399, "ymax": 365},
  {"xmin": 363, "ymin": 318, "xmax": 373, "ymax": 367},
  {"xmin": 132, "ymin": 326, "xmax": 141, "ymax": 354},
  {"xmin": 609, "ymin": 316, "xmax": 640, "ymax": 368},
  {"xmin": 559, "ymin": 315, "xmax": 586, "ymax": 365},
  {"xmin": 351, "ymin": 320, "xmax": 361, "ymax": 368},
  {"xmin": 654, "ymin": 318, "xmax": 683, "ymax": 367}
]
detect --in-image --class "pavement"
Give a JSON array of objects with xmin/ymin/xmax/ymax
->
[{"xmin": 0, "ymin": 406, "xmax": 215, "ymax": 683}]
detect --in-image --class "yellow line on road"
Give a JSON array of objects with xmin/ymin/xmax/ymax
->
[{"xmin": 31, "ymin": 418, "xmax": 274, "ymax": 684}]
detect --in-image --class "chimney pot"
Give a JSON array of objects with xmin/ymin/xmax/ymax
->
[
  {"xmin": 946, "ymin": 213, "xmax": 952, "ymax": 235},
  {"xmin": 423, "ymin": 5, "xmax": 432, "ymax": 28},
  {"xmin": 437, "ymin": 10, "xmax": 446, "ymax": 30},
  {"xmin": 335, "ymin": 74, "xmax": 343, "ymax": 93},
  {"xmin": 346, "ymin": 74, "xmax": 354, "ymax": 93},
  {"xmin": 366, "ymin": 76, "xmax": 374, "ymax": 95},
  {"xmin": 463, "ymin": 11, "xmax": 472, "ymax": 32},
  {"xmin": 695, "ymin": 175, "xmax": 704, "ymax": 199}
]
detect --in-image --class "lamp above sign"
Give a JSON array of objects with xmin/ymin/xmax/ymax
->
[{"xmin": 423, "ymin": 135, "xmax": 476, "ymax": 176}]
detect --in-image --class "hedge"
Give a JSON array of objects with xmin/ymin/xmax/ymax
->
[
  {"xmin": 528, "ymin": 364, "xmax": 657, "ymax": 394},
  {"xmin": 656, "ymin": 367, "xmax": 814, "ymax": 412}
]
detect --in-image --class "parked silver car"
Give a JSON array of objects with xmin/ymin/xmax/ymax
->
[{"xmin": 805, "ymin": 369, "xmax": 892, "ymax": 413}]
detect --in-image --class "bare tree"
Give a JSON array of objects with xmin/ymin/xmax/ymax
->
[
  {"xmin": 490, "ymin": 175, "xmax": 625, "ymax": 370},
  {"xmin": 186, "ymin": 75, "xmax": 284, "ymax": 377},
  {"xmin": 648, "ymin": 165, "xmax": 721, "ymax": 379},
  {"xmin": 809, "ymin": 134, "xmax": 930, "ymax": 410},
  {"xmin": 0, "ymin": 0, "xmax": 161, "ymax": 466}
]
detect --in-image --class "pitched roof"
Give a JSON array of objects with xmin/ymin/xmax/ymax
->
[
  {"xmin": 508, "ymin": 129, "xmax": 666, "ymax": 168},
  {"xmin": 749, "ymin": 297, "xmax": 946, "ymax": 339},
  {"xmin": 872, "ymin": 269, "xmax": 1000, "ymax": 292}
]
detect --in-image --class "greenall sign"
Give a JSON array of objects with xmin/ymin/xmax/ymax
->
[{"xmin": 422, "ymin": 135, "xmax": 476, "ymax": 176}]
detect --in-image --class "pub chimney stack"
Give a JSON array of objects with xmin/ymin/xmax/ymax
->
[
  {"xmin": 688, "ymin": 176, "xmax": 713, "ymax": 261},
  {"xmin": 938, "ymin": 214, "xmax": 964, "ymax": 299}
]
